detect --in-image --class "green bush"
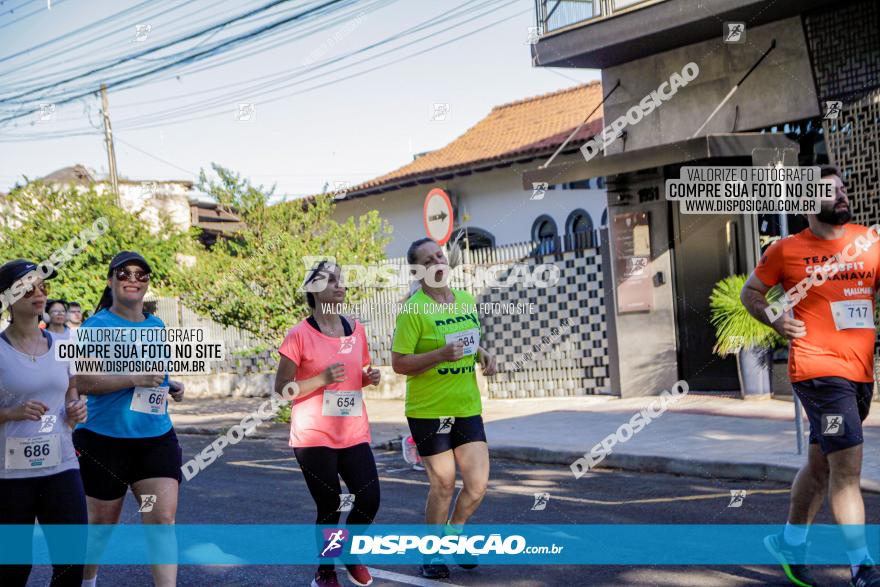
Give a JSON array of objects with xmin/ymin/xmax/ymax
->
[
  {"xmin": 274, "ymin": 402, "xmax": 291, "ymax": 424},
  {"xmin": 0, "ymin": 183, "xmax": 195, "ymax": 310},
  {"xmin": 710, "ymin": 274, "xmax": 786, "ymax": 356},
  {"xmin": 178, "ymin": 164, "xmax": 392, "ymax": 344}
]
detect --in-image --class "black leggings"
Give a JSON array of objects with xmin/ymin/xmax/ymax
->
[
  {"xmin": 294, "ymin": 443, "xmax": 380, "ymax": 568},
  {"xmin": 0, "ymin": 468, "xmax": 88, "ymax": 587}
]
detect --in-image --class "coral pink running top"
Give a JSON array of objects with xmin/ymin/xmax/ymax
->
[{"xmin": 278, "ymin": 318, "xmax": 372, "ymax": 448}]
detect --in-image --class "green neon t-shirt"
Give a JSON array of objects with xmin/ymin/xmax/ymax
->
[{"xmin": 392, "ymin": 289, "xmax": 482, "ymax": 418}]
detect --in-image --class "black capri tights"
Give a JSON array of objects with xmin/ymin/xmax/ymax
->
[
  {"xmin": 0, "ymin": 469, "xmax": 88, "ymax": 587},
  {"xmin": 293, "ymin": 442, "xmax": 381, "ymax": 527}
]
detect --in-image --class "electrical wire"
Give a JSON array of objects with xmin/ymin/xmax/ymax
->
[
  {"xmin": 0, "ymin": 0, "xmax": 300, "ymax": 102},
  {"xmin": 0, "ymin": 0, "xmax": 72, "ymax": 31},
  {"xmin": 49, "ymin": 0, "xmax": 502, "ymax": 127},
  {"xmin": 115, "ymin": 0, "xmax": 517, "ymax": 129},
  {"xmin": 0, "ymin": 0, "xmax": 354, "ymax": 123},
  {"xmin": 0, "ymin": 0, "xmax": 523, "ymax": 140},
  {"xmin": 0, "ymin": 1, "xmax": 352, "ymax": 109},
  {"xmin": 114, "ymin": 135, "xmax": 198, "ymax": 177},
  {"xmin": 0, "ymin": 0, "xmax": 174, "ymax": 69}
]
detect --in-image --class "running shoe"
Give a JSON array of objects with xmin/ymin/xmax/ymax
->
[
  {"xmin": 403, "ymin": 435, "xmax": 420, "ymax": 465},
  {"xmin": 851, "ymin": 561, "xmax": 880, "ymax": 587},
  {"xmin": 454, "ymin": 552, "xmax": 478, "ymax": 570},
  {"xmin": 311, "ymin": 568, "xmax": 342, "ymax": 587},
  {"xmin": 420, "ymin": 557, "xmax": 450, "ymax": 579},
  {"xmin": 345, "ymin": 564, "xmax": 373, "ymax": 586},
  {"xmin": 763, "ymin": 533, "xmax": 820, "ymax": 587},
  {"xmin": 412, "ymin": 463, "xmax": 426, "ymax": 472}
]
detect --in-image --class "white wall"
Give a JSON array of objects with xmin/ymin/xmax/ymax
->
[
  {"xmin": 118, "ymin": 182, "xmax": 193, "ymax": 233},
  {"xmin": 332, "ymin": 165, "xmax": 607, "ymax": 258}
]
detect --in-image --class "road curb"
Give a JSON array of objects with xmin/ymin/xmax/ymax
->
[
  {"xmin": 487, "ymin": 445, "xmax": 880, "ymax": 494},
  {"xmin": 177, "ymin": 428, "xmax": 880, "ymax": 494},
  {"xmin": 175, "ymin": 425, "xmax": 288, "ymax": 440}
]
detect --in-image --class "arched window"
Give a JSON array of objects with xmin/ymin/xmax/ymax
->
[
  {"xmin": 565, "ymin": 209, "xmax": 594, "ymax": 249},
  {"xmin": 531, "ymin": 215, "xmax": 558, "ymax": 255},
  {"xmin": 601, "ymin": 208, "xmax": 608, "ymax": 227},
  {"xmin": 451, "ymin": 227, "xmax": 495, "ymax": 250},
  {"xmin": 447, "ymin": 227, "xmax": 496, "ymax": 266}
]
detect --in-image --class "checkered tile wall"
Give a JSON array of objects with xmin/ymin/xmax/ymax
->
[{"xmin": 361, "ymin": 245, "xmax": 611, "ymax": 398}]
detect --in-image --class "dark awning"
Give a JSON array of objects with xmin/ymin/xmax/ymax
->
[{"xmin": 521, "ymin": 133, "xmax": 799, "ymax": 189}]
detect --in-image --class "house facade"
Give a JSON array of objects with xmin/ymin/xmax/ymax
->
[
  {"xmin": 527, "ymin": 0, "xmax": 880, "ymax": 395},
  {"xmin": 6, "ymin": 164, "xmax": 243, "ymax": 245},
  {"xmin": 333, "ymin": 84, "xmax": 609, "ymax": 259}
]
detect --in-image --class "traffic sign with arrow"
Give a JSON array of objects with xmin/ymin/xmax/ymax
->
[{"xmin": 423, "ymin": 188, "xmax": 454, "ymax": 245}]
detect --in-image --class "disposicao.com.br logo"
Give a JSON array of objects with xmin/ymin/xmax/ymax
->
[{"xmin": 347, "ymin": 533, "xmax": 563, "ymax": 556}]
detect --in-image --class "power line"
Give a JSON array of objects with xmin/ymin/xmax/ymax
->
[
  {"xmin": 0, "ymin": 0, "xmax": 523, "ymax": 140},
  {"xmin": 0, "ymin": 0, "xmax": 72, "ymax": 31},
  {"xmin": 0, "ymin": 0, "xmax": 299, "ymax": 102},
  {"xmin": 0, "ymin": 0, "xmax": 37, "ymax": 19},
  {"xmin": 0, "ymin": 2, "xmax": 354, "ymax": 112},
  {"xmin": 0, "ymin": 0, "xmax": 382, "ymax": 113},
  {"xmin": 24, "ymin": 0, "xmax": 400, "ymax": 117},
  {"xmin": 76, "ymin": 0, "xmax": 505, "ymax": 128},
  {"xmin": 0, "ymin": 0, "xmax": 273, "ymax": 87},
  {"xmin": 0, "ymin": 0, "xmax": 354, "ymax": 124},
  {"xmin": 115, "ymin": 0, "xmax": 517, "ymax": 130},
  {"xmin": 114, "ymin": 135, "xmax": 197, "ymax": 177},
  {"xmin": 0, "ymin": 0, "xmax": 186, "ymax": 77}
]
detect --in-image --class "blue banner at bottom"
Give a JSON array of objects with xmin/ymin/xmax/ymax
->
[{"xmin": 2, "ymin": 524, "xmax": 879, "ymax": 565}]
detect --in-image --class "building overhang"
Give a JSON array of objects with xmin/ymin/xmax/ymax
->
[
  {"xmin": 521, "ymin": 132, "xmax": 799, "ymax": 189},
  {"xmin": 532, "ymin": 0, "xmax": 839, "ymax": 69}
]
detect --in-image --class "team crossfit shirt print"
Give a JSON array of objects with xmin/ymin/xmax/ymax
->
[
  {"xmin": 392, "ymin": 289, "xmax": 482, "ymax": 419},
  {"xmin": 754, "ymin": 224, "xmax": 880, "ymax": 383},
  {"xmin": 278, "ymin": 319, "xmax": 372, "ymax": 449}
]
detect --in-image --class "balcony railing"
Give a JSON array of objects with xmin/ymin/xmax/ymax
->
[{"xmin": 535, "ymin": 0, "xmax": 666, "ymax": 34}]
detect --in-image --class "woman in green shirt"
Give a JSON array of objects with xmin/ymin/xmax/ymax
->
[{"xmin": 391, "ymin": 238, "xmax": 497, "ymax": 579}]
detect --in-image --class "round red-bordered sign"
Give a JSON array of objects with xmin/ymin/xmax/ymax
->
[{"xmin": 423, "ymin": 188, "xmax": 454, "ymax": 245}]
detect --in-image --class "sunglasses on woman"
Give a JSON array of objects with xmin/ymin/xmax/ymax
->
[
  {"xmin": 114, "ymin": 269, "xmax": 151, "ymax": 283},
  {"xmin": 22, "ymin": 283, "xmax": 48, "ymax": 298}
]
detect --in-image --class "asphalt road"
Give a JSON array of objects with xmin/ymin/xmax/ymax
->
[{"xmin": 26, "ymin": 433, "xmax": 873, "ymax": 586}]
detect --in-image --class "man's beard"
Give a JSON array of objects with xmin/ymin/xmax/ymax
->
[{"xmin": 816, "ymin": 201, "xmax": 852, "ymax": 225}]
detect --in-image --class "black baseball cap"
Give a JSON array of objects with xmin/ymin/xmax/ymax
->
[
  {"xmin": 0, "ymin": 259, "xmax": 57, "ymax": 293},
  {"xmin": 108, "ymin": 251, "xmax": 152, "ymax": 274}
]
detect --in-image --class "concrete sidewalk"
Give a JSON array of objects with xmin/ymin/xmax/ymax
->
[{"xmin": 169, "ymin": 394, "xmax": 880, "ymax": 491}]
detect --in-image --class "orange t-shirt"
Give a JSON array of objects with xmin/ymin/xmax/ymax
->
[{"xmin": 754, "ymin": 224, "xmax": 880, "ymax": 383}]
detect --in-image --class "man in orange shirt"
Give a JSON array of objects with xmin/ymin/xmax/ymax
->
[{"xmin": 742, "ymin": 165, "xmax": 880, "ymax": 587}]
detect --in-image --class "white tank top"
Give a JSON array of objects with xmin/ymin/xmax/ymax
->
[{"xmin": 0, "ymin": 330, "xmax": 78, "ymax": 479}]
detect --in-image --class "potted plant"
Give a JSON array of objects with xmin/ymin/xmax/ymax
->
[{"xmin": 709, "ymin": 275, "xmax": 786, "ymax": 399}]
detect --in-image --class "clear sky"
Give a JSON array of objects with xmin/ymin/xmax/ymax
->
[{"xmin": 0, "ymin": 0, "xmax": 599, "ymax": 197}]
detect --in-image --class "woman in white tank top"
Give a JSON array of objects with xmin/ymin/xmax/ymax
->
[{"xmin": 0, "ymin": 259, "xmax": 88, "ymax": 587}]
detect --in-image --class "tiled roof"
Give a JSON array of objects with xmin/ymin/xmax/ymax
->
[
  {"xmin": 40, "ymin": 164, "xmax": 96, "ymax": 185},
  {"xmin": 39, "ymin": 165, "xmax": 192, "ymax": 188},
  {"xmin": 348, "ymin": 81, "xmax": 604, "ymax": 196}
]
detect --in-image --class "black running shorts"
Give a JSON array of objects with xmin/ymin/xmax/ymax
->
[
  {"xmin": 73, "ymin": 427, "xmax": 182, "ymax": 500},
  {"xmin": 406, "ymin": 415, "xmax": 487, "ymax": 457},
  {"xmin": 792, "ymin": 376, "xmax": 872, "ymax": 455}
]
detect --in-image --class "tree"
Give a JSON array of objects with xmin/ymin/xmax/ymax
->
[
  {"xmin": 0, "ymin": 182, "xmax": 195, "ymax": 313},
  {"xmin": 180, "ymin": 164, "xmax": 391, "ymax": 342}
]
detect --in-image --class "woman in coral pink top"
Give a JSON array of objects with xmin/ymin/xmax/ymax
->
[{"xmin": 274, "ymin": 261, "xmax": 381, "ymax": 587}]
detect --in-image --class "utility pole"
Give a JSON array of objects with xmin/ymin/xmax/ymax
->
[{"xmin": 100, "ymin": 84, "xmax": 121, "ymax": 207}]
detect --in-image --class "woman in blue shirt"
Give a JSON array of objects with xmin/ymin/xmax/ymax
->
[{"xmin": 73, "ymin": 251, "xmax": 185, "ymax": 587}]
